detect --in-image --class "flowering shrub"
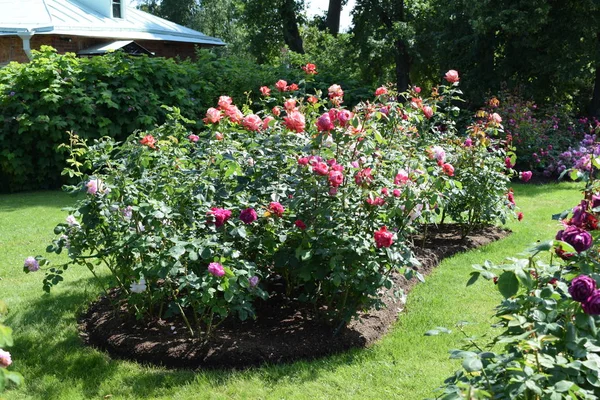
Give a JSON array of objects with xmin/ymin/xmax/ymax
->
[
  {"xmin": 434, "ymin": 177, "xmax": 600, "ymax": 398},
  {"xmin": 32, "ymin": 68, "xmax": 514, "ymax": 338},
  {"xmin": 0, "ymin": 301, "xmax": 23, "ymax": 392}
]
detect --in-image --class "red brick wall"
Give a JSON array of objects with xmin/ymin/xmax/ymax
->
[{"xmin": 0, "ymin": 34, "xmax": 210, "ymax": 64}]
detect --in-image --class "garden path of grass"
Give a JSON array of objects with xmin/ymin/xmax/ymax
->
[{"xmin": 0, "ymin": 182, "xmax": 583, "ymax": 399}]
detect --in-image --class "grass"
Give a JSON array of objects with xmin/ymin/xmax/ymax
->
[{"xmin": 0, "ymin": 182, "xmax": 583, "ymax": 399}]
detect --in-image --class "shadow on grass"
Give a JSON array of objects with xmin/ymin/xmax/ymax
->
[{"xmin": 7, "ymin": 275, "xmax": 368, "ymax": 399}]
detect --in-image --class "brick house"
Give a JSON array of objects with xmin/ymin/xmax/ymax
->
[{"xmin": 0, "ymin": 0, "xmax": 225, "ymax": 64}]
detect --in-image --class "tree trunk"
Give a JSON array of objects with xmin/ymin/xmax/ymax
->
[
  {"xmin": 395, "ymin": 38, "xmax": 410, "ymax": 92},
  {"xmin": 280, "ymin": 0, "xmax": 304, "ymax": 54},
  {"xmin": 590, "ymin": 32, "xmax": 600, "ymax": 117},
  {"xmin": 325, "ymin": 0, "xmax": 343, "ymax": 35}
]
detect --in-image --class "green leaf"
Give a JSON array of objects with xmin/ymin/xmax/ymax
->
[
  {"xmin": 554, "ymin": 380, "xmax": 574, "ymax": 393},
  {"xmin": 497, "ymin": 271, "xmax": 519, "ymax": 298},
  {"xmin": 169, "ymin": 245, "xmax": 186, "ymax": 259},
  {"xmin": 462, "ymin": 357, "xmax": 483, "ymax": 372}
]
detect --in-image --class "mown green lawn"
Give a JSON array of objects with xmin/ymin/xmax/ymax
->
[{"xmin": 0, "ymin": 182, "xmax": 583, "ymax": 399}]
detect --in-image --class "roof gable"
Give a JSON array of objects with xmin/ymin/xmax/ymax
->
[{"xmin": 0, "ymin": 0, "xmax": 225, "ymax": 45}]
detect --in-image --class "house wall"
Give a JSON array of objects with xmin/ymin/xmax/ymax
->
[{"xmin": 0, "ymin": 34, "xmax": 203, "ymax": 64}]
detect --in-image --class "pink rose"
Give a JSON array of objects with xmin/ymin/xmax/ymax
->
[
  {"xmin": 208, "ymin": 262, "xmax": 225, "ymax": 278},
  {"xmin": 225, "ymin": 106, "xmax": 243, "ymax": 124},
  {"xmin": 86, "ymin": 179, "xmax": 99, "ymax": 195},
  {"xmin": 218, "ymin": 96, "xmax": 233, "ymax": 110},
  {"xmin": 313, "ymin": 162, "xmax": 329, "ymax": 176},
  {"xmin": 272, "ymin": 106, "xmax": 281, "ymax": 117},
  {"xmin": 242, "ymin": 114, "xmax": 262, "ymax": 131},
  {"xmin": 444, "ymin": 69, "xmax": 459, "ymax": 83},
  {"xmin": 464, "ymin": 137, "xmax": 473, "ymax": 147},
  {"xmin": 520, "ymin": 171, "xmax": 533, "ymax": 182},
  {"xmin": 366, "ymin": 196, "xmax": 385, "ymax": 206},
  {"xmin": 355, "ymin": 168, "xmax": 373, "ymax": 186},
  {"xmin": 262, "ymin": 116, "xmax": 275, "ymax": 130},
  {"xmin": 188, "ymin": 134, "xmax": 199, "ymax": 142},
  {"xmin": 393, "ymin": 189, "xmax": 401, "ymax": 197},
  {"xmin": 215, "ymin": 132, "xmax": 224, "ymax": 141},
  {"xmin": 337, "ymin": 109, "xmax": 353, "ymax": 127},
  {"xmin": 204, "ymin": 107, "xmax": 222, "ymax": 124},
  {"xmin": 301, "ymin": 63, "xmax": 318, "ymax": 75},
  {"xmin": 283, "ymin": 110, "xmax": 306, "ymax": 133},
  {"xmin": 140, "ymin": 134, "xmax": 156, "ymax": 149},
  {"xmin": 316, "ymin": 112, "xmax": 335, "ymax": 132},
  {"xmin": 0, "ymin": 349, "xmax": 12, "ymax": 368},
  {"xmin": 429, "ymin": 146, "xmax": 446, "ymax": 163},
  {"xmin": 328, "ymin": 170, "xmax": 344, "ymax": 187},
  {"xmin": 297, "ymin": 156, "xmax": 309, "ymax": 166},
  {"xmin": 283, "ymin": 98, "xmax": 297, "ymax": 111},
  {"xmin": 24, "ymin": 256, "xmax": 40, "ymax": 272},
  {"xmin": 422, "ymin": 106, "xmax": 434, "ymax": 119},
  {"xmin": 328, "ymin": 84, "xmax": 344, "ymax": 99},
  {"xmin": 268, "ymin": 202, "xmax": 285, "ymax": 217},
  {"xmin": 307, "ymin": 95, "xmax": 318, "ymax": 104},
  {"xmin": 394, "ymin": 170, "xmax": 409, "ymax": 185},
  {"xmin": 275, "ymin": 80, "xmax": 288, "ymax": 92},
  {"xmin": 375, "ymin": 86, "xmax": 388, "ymax": 96},
  {"xmin": 374, "ymin": 226, "xmax": 394, "ymax": 248},
  {"xmin": 505, "ymin": 157, "xmax": 515, "ymax": 169},
  {"xmin": 259, "ymin": 86, "xmax": 271, "ymax": 96},
  {"xmin": 414, "ymin": 86, "xmax": 421, "ymax": 93},
  {"xmin": 208, "ymin": 207, "xmax": 232, "ymax": 228},
  {"xmin": 490, "ymin": 113, "xmax": 502, "ymax": 124},
  {"xmin": 288, "ymin": 83, "xmax": 299, "ymax": 91}
]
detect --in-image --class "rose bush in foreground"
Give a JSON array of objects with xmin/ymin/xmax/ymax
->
[{"xmin": 31, "ymin": 67, "xmax": 515, "ymax": 338}]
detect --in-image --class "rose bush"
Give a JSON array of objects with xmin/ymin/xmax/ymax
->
[
  {"xmin": 433, "ymin": 168, "xmax": 600, "ymax": 399},
  {"xmin": 0, "ymin": 301, "xmax": 23, "ymax": 392},
  {"xmin": 31, "ymin": 67, "xmax": 515, "ymax": 338}
]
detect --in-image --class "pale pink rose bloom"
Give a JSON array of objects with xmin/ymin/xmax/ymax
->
[
  {"xmin": 188, "ymin": 134, "xmax": 199, "ymax": 142},
  {"xmin": 0, "ymin": 349, "xmax": 12, "ymax": 368},
  {"xmin": 66, "ymin": 215, "xmax": 80, "ymax": 226},
  {"xmin": 262, "ymin": 116, "xmax": 275, "ymax": 130},
  {"xmin": 422, "ymin": 105, "xmax": 434, "ymax": 119},
  {"xmin": 395, "ymin": 169, "xmax": 410, "ymax": 185},
  {"xmin": 225, "ymin": 105, "xmax": 243, "ymax": 124},
  {"xmin": 259, "ymin": 86, "xmax": 271, "ymax": 96},
  {"xmin": 328, "ymin": 84, "xmax": 344, "ymax": 98},
  {"xmin": 218, "ymin": 95, "xmax": 233, "ymax": 109},
  {"xmin": 204, "ymin": 107, "xmax": 222, "ymax": 124},
  {"xmin": 272, "ymin": 106, "xmax": 281, "ymax": 117},
  {"xmin": 430, "ymin": 146, "xmax": 446, "ymax": 163},
  {"xmin": 242, "ymin": 114, "xmax": 262, "ymax": 131},
  {"xmin": 284, "ymin": 110, "xmax": 306, "ymax": 133},
  {"xmin": 490, "ymin": 113, "xmax": 502, "ymax": 124},
  {"xmin": 215, "ymin": 132, "xmax": 224, "ymax": 141},
  {"xmin": 444, "ymin": 69, "xmax": 459, "ymax": 83},
  {"xmin": 24, "ymin": 256, "xmax": 39, "ymax": 272},
  {"xmin": 375, "ymin": 86, "xmax": 388, "ymax": 96},
  {"xmin": 86, "ymin": 179, "xmax": 99, "ymax": 195},
  {"xmin": 275, "ymin": 80, "xmax": 288, "ymax": 92},
  {"xmin": 284, "ymin": 98, "xmax": 297, "ymax": 111}
]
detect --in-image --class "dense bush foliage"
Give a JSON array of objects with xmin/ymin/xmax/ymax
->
[
  {"xmin": 0, "ymin": 47, "xmax": 380, "ymax": 193},
  {"xmin": 434, "ymin": 168, "xmax": 600, "ymax": 399},
  {"xmin": 29, "ymin": 69, "xmax": 515, "ymax": 338}
]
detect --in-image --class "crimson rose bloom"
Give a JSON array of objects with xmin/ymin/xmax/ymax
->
[
  {"xmin": 374, "ymin": 226, "xmax": 394, "ymax": 248},
  {"xmin": 556, "ymin": 225, "xmax": 593, "ymax": 253},
  {"xmin": 295, "ymin": 220, "xmax": 307, "ymax": 230},
  {"xmin": 328, "ymin": 170, "xmax": 344, "ymax": 187},
  {"xmin": 239, "ymin": 208, "xmax": 258, "ymax": 224},
  {"xmin": 569, "ymin": 275, "xmax": 597, "ymax": 302}
]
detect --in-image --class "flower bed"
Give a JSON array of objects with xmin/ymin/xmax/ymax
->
[{"xmin": 26, "ymin": 67, "xmax": 518, "ymax": 359}]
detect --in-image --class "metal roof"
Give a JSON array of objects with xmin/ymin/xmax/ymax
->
[{"xmin": 0, "ymin": 0, "xmax": 225, "ymax": 46}]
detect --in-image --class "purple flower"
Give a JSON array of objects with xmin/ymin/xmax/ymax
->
[
  {"xmin": 86, "ymin": 179, "xmax": 99, "ymax": 195},
  {"xmin": 239, "ymin": 208, "xmax": 258, "ymax": 224},
  {"xmin": 571, "ymin": 200, "xmax": 589, "ymax": 228},
  {"xmin": 249, "ymin": 276, "xmax": 259, "ymax": 287},
  {"xmin": 122, "ymin": 206, "xmax": 133, "ymax": 219},
  {"xmin": 556, "ymin": 225, "xmax": 593, "ymax": 253},
  {"xmin": 24, "ymin": 256, "xmax": 39, "ymax": 272},
  {"xmin": 463, "ymin": 137, "xmax": 473, "ymax": 147},
  {"xmin": 569, "ymin": 275, "xmax": 597, "ymax": 302},
  {"xmin": 66, "ymin": 215, "xmax": 80, "ymax": 226},
  {"xmin": 0, "ymin": 349, "xmax": 12, "ymax": 368},
  {"xmin": 582, "ymin": 290, "xmax": 600, "ymax": 315},
  {"xmin": 592, "ymin": 193, "xmax": 600, "ymax": 210},
  {"xmin": 520, "ymin": 171, "xmax": 533, "ymax": 182},
  {"xmin": 208, "ymin": 262, "xmax": 225, "ymax": 278}
]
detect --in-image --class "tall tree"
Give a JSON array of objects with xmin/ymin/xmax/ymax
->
[{"xmin": 324, "ymin": 0, "xmax": 344, "ymax": 35}]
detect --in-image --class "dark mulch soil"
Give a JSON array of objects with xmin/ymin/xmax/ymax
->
[{"xmin": 78, "ymin": 225, "xmax": 510, "ymax": 370}]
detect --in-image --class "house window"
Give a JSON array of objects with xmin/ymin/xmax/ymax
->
[{"xmin": 112, "ymin": 0, "xmax": 122, "ymax": 18}]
